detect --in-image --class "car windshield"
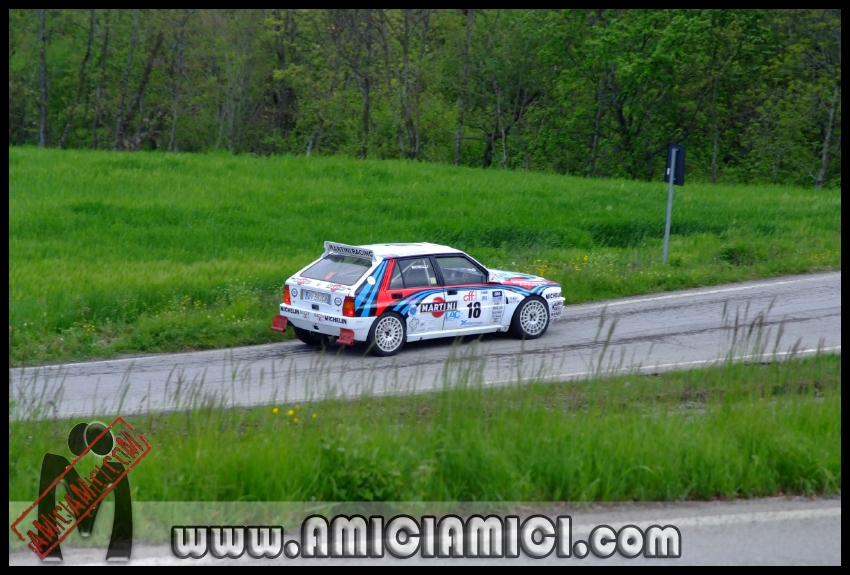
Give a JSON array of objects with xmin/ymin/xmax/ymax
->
[{"xmin": 300, "ymin": 254, "xmax": 372, "ymax": 286}]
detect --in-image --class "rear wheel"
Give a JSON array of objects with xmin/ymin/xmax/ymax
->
[
  {"xmin": 367, "ymin": 312, "xmax": 406, "ymax": 356},
  {"xmin": 293, "ymin": 326, "xmax": 329, "ymax": 348},
  {"xmin": 509, "ymin": 296, "xmax": 550, "ymax": 340}
]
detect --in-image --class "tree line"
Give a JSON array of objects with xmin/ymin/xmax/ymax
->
[{"xmin": 9, "ymin": 9, "xmax": 841, "ymax": 187}]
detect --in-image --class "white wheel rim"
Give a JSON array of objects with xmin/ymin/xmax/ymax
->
[
  {"xmin": 375, "ymin": 316, "xmax": 404, "ymax": 352},
  {"xmin": 520, "ymin": 300, "xmax": 548, "ymax": 336}
]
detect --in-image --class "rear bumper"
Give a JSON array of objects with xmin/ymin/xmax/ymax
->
[{"xmin": 278, "ymin": 304, "xmax": 374, "ymax": 342}]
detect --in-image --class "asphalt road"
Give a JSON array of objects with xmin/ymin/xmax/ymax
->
[
  {"xmin": 8, "ymin": 496, "xmax": 841, "ymax": 565},
  {"xmin": 9, "ymin": 272, "xmax": 841, "ymax": 420}
]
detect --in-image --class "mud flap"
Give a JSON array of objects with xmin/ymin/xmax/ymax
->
[
  {"xmin": 337, "ymin": 328, "xmax": 355, "ymax": 346},
  {"xmin": 271, "ymin": 315, "xmax": 288, "ymax": 332}
]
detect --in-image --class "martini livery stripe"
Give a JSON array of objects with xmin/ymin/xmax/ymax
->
[{"xmin": 353, "ymin": 260, "xmax": 389, "ymax": 317}]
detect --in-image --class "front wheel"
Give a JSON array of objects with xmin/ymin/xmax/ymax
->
[
  {"xmin": 293, "ymin": 326, "xmax": 329, "ymax": 348},
  {"xmin": 367, "ymin": 312, "xmax": 406, "ymax": 356},
  {"xmin": 509, "ymin": 296, "xmax": 550, "ymax": 340}
]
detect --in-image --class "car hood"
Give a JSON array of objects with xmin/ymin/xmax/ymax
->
[{"xmin": 488, "ymin": 268, "xmax": 558, "ymax": 287}]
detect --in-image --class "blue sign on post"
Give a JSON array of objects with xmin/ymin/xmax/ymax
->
[{"xmin": 665, "ymin": 143, "xmax": 686, "ymax": 186}]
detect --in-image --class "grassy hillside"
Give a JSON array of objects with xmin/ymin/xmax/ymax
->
[{"xmin": 8, "ymin": 147, "xmax": 841, "ymax": 365}]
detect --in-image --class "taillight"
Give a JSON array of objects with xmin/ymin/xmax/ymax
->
[
  {"xmin": 343, "ymin": 296, "xmax": 355, "ymax": 317},
  {"xmin": 284, "ymin": 285, "xmax": 291, "ymax": 305}
]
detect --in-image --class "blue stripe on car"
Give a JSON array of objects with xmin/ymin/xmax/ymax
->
[{"xmin": 392, "ymin": 289, "xmax": 443, "ymax": 315}]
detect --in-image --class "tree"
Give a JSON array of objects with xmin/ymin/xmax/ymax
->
[
  {"xmin": 37, "ymin": 9, "xmax": 49, "ymax": 147},
  {"xmin": 454, "ymin": 9, "xmax": 474, "ymax": 166},
  {"xmin": 59, "ymin": 9, "xmax": 95, "ymax": 149}
]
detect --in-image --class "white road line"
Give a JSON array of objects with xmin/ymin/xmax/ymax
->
[
  {"xmin": 10, "ymin": 343, "xmax": 289, "ymax": 371},
  {"xmin": 484, "ymin": 346, "xmax": 842, "ymax": 387},
  {"xmin": 572, "ymin": 506, "xmax": 841, "ymax": 534},
  {"xmin": 579, "ymin": 273, "xmax": 837, "ymax": 310}
]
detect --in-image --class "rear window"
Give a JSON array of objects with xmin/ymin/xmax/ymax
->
[{"xmin": 301, "ymin": 254, "xmax": 372, "ymax": 286}]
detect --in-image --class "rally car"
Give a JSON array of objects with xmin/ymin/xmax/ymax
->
[{"xmin": 271, "ymin": 242, "xmax": 565, "ymax": 356}]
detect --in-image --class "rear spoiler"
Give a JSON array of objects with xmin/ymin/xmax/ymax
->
[{"xmin": 324, "ymin": 241, "xmax": 378, "ymax": 263}]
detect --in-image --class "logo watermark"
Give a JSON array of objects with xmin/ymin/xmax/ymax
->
[
  {"xmin": 10, "ymin": 417, "xmax": 151, "ymax": 561},
  {"xmin": 171, "ymin": 514, "xmax": 681, "ymax": 559}
]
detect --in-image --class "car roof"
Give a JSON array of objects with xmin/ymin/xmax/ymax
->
[{"xmin": 357, "ymin": 242, "xmax": 463, "ymax": 258}]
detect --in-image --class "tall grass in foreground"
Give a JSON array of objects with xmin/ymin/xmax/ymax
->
[
  {"xmin": 8, "ymin": 354, "xmax": 841, "ymax": 502},
  {"xmin": 9, "ymin": 147, "xmax": 841, "ymax": 365}
]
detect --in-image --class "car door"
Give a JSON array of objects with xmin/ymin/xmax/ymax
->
[
  {"xmin": 433, "ymin": 255, "xmax": 493, "ymax": 333},
  {"xmin": 385, "ymin": 257, "xmax": 447, "ymax": 337}
]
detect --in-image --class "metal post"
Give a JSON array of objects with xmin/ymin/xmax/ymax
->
[{"xmin": 662, "ymin": 148, "xmax": 676, "ymax": 264}]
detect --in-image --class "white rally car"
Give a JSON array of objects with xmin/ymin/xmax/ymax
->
[{"xmin": 271, "ymin": 242, "xmax": 565, "ymax": 356}]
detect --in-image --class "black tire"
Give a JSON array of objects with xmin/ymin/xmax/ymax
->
[
  {"xmin": 293, "ymin": 326, "xmax": 329, "ymax": 348},
  {"xmin": 367, "ymin": 312, "xmax": 407, "ymax": 357},
  {"xmin": 509, "ymin": 296, "xmax": 550, "ymax": 340}
]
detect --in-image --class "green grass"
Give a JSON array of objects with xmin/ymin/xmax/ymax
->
[
  {"xmin": 8, "ymin": 354, "xmax": 841, "ymax": 503},
  {"xmin": 9, "ymin": 147, "xmax": 841, "ymax": 365}
]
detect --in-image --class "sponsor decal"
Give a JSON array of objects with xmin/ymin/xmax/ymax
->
[
  {"xmin": 482, "ymin": 294, "xmax": 488, "ymax": 301},
  {"xmin": 459, "ymin": 319, "xmax": 483, "ymax": 327},
  {"xmin": 408, "ymin": 317, "xmax": 421, "ymax": 332},
  {"xmin": 333, "ymin": 297, "xmax": 343, "ymax": 307},
  {"xmin": 301, "ymin": 313, "xmax": 310, "ymax": 320},
  {"xmin": 291, "ymin": 288, "xmax": 298, "ymax": 298},
  {"xmin": 315, "ymin": 314, "xmax": 347, "ymax": 325},
  {"xmin": 327, "ymin": 283, "xmax": 345, "ymax": 293},
  {"xmin": 326, "ymin": 243, "xmax": 375, "ymax": 259},
  {"xmin": 366, "ymin": 276, "xmax": 376, "ymax": 285},
  {"xmin": 463, "ymin": 291, "xmax": 477, "ymax": 302},
  {"xmin": 294, "ymin": 278, "xmax": 312, "ymax": 286},
  {"xmin": 507, "ymin": 297, "xmax": 520, "ymax": 304},
  {"xmin": 446, "ymin": 310, "xmax": 462, "ymax": 321},
  {"xmin": 545, "ymin": 292, "xmax": 562, "ymax": 300},
  {"xmin": 281, "ymin": 306, "xmax": 299, "ymax": 315},
  {"xmin": 408, "ymin": 305, "xmax": 418, "ymax": 317},
  {"xmin": 419, "ymin": 297, "xmax": 457, "ymax": 318},
  {"xmin": 410, "ymin": 264, "xmax": 428, "ymax": 270},
  {"xmin": 492, "ymin": 306, "xmax": 504, "ymax": 323},
  {"xmin": 492, "ymin": 290, "xmax": 503, "ymax": 298}
]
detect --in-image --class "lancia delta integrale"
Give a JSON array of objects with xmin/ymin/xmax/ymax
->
[{"xmin": 271, "ymin": 242, "xmax": 565, "ymax": 356}]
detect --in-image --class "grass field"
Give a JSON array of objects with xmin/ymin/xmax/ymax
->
[
  {"xmin": 8, "ymin": 354, "xmax": 841, "ymax": 502},
  {"xmin": 9, "ymin": 147, "xmax": 841, "ymax": 365}
]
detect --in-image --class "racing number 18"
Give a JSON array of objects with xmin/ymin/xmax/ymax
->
[{"xmin": 466, "ymin": 302, "xmax": 481, "ymax": 318}]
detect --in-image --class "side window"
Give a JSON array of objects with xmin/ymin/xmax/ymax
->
[
  {"xmin": 436, "ymin": 256, "xmax": 487, "ymax": 286},
  {"xmin": 389, "ymin": 261, "xmax": 404, "ymax": 289},
  {"xmin": 398, "ymin": 258, "xmax": 435, "ymax": 289}
]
